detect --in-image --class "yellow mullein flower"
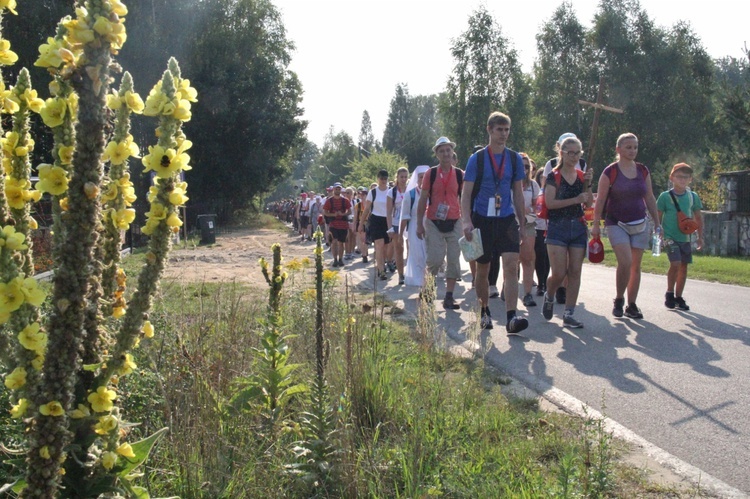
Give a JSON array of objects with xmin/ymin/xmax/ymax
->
[
  {"xmin": 1, "ymin": 0, "xmax": 18, "ymax": 15},
  {"xmin": 29, "ymin": 217, "xmax": 38, "ymax": 229},
  {"xmin": 2, "ymin": 131, "xmax": 18, "ymax": 155},
  {"xmin": 142, "ymin": 145, "xmax": 179, "ymax": 178},
  {"xmin": 39, "ymin": 401, "xmax": 65, "ymax": 417},
  {"xmin": 166, "ymin": 212, "xmax": 182, "ymax": 228},
  {"xmin": 2, "ymin": 225, "xmax": 28, "ymax": 251},
  {"xmin": 176, "ymin": 78, "xmax": 198, "ymax": 102},
  {"xmin": 112, "ymin": 306, "xmax": 125, "ymax": 318},
  {"xmin": 18, "ymin": 322, "xmax": 47, "ymax": 355},
  {"xmin": 0, "ymin": 278, "xmax": 25, "ymax": 315},
  {"xmin": 108, "ymin": 0, "xmax": 128, "ymax": 16},
  {"xmin": 101, "ymin": 451, "xmax": 117, "ymax": 470},
  {"xmin": 59, "ymin": 197, "xmax": 69, "ymax": 211},
  {"xmin": 143, "ymin": 87, "xmax": 168, "ymax": 116},
  {"xmin": 69, "ymin": 404, "xmax": 91, "ymax": 419},
  {"xmin": 21, "ymin": 277, "xmax": 47, "ymax": 307},
  {"xmin": 67, "ymin": 93, "xmax": 79, "ymax": 120},
  {"xmin": 4, "ymin": 367, "xmax": 27, "ymax": 389},
  {"xmin": 146, "ymin": 202, "xmax": 167, "ymax": 221},
  {"xmin": 106, "ymin": 92, "xmax": 123, "ymax": 110},
  {"xmin": 36, "ymin": 164, "xmax": 69, "ymax": 196},
  {"xmin": 173, "ymin": 99, "xmax": 192, "ymax": 121},
  {"xmin": 0, "ymin": 39, "xmax": 18, "ymax": 66},
  {"xmin": 116, "ymin": 442, "xmax": 135, "ymax": 458},
  {"xmin": 63, "ymin": 17, "xmax": 95, "ymax": 45},
  {"xmin": 103, "ymin": 137, "xmax": 138, "ymax": 165},
  {"xmin": 142, "ymin": 320, "xmax": 154, "ymax": 338},
  {"xmin": 10, "ymin": 398, "xmax": 28, "ymax": 418},
  {"xmin": 124, "ymin": 91, "xmax": 144, "ymax": 113},
  {"xmin": 141, "ymin": 217, "xmax": 160, "ymax": 236},
  {"xmin": 40, "ymin": 447, "xmax": 51, "ymax": 460},
  {"xmin": 147, "ymin": 185, "xmax": 159, "ymax": 203},
  {"xmin": 118, "ymin": 353, "xmax": 136, "ymax": 375},
  {"xmin": 101, "ymin": 183, "xmax": 118, "ymax": 203},
  {"xmin": 119, "ymin": 180, "xmax": 137, "ymax": 205},
  {"xmin": 35, "ymin": 37, "xmax": 65, "ymax": 69},
  {"xmin": 58, "ymin": 144, "xmax": 74, "ymax": 165},
  {"xmin": 112, "ymin": 208, "xmax": 136, "ymax": 229},
  {"xmin": 88, "ymin": 386, "xmax": 116, "ymax": 412},
  {"xmin": 31, "ymin": 355, "xmax": 44, "ymax": 371},
  {"xmin": 94, "ymin": 414, "xmax": 118, "ymax": 435},
  {"xmin": 40, "ymin": 98, "xmax": 67, "ymax": 127},
  {"xmin": 168, "ymin": 187, "xmax": 189, "ymax": 206},
  {"xmin": 23, "ymin": 89, "xmax": 45, "ymax": 113}
]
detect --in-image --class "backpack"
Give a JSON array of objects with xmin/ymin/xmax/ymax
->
[
  {"xmin": 536, "ymin": 169, "xmax": 585, "ymax": 220},
  {"xmin": 468, "ymin": 147, "xmax": 520, "ymax": 212},
  {"xmin": 548, "ymin": 157, "xmax": 587, "ymax": 172},
  {"xmin": 607, "ymin": 162, "xmax": 648, "ymax": 186}
]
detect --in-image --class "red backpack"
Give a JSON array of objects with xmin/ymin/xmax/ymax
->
[{"xmin": 536, "ymin": 169, "xmax": 584, "ymax": 220}]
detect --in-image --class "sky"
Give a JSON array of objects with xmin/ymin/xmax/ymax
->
[{"xmin": 273, "ymin": 0, "xmax": 747, "ymax": 148}]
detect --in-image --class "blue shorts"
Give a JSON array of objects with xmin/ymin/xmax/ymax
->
[
  {"xmin": 665, "ymin": 239, "xmax": 692, "ymax": 264},
  {"xmin": 546, "ymin": 218, "xmax": 588, "ymax": 248}
]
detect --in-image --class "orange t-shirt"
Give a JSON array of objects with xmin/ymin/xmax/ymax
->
[{"xmin": 421, "ymin": 166, "xmax": 462, "ymax": 220}]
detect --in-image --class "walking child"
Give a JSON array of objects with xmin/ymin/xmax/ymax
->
[{"xmin": 656, "ymin": 163, "xmax": 704, "ymax": 310}]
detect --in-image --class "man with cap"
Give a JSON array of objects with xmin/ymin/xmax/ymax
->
[
  {"xmin": 416, "ymin": 136, "xmax": 464, "ymax": 310},
  {"xmin": 323, "ymin": 182, "xmax": 352, "ymax": 267},
  {"xmin": 461, "ymin": 112, "xmax": 528, "ymax": 334},
  {"xmin": 540, "ymin": 132, "xmax": 588, "ymax": 304}
]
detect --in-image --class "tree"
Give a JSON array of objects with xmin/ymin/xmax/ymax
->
[
  {"xmin": 343, "ymin": 151, "xmax": 408, "ymax": 189},
  {"xmin": 318, "ymin": 128, "xmax": 357, "ymax": 187},
  {"xmin": 442, "ymin": 6, "xmax": 528, "ymax": 161},
  {"xmin": 358, "ymin": 110, "xmax": 375, "ymax": 157},
  {"xmin": 382, "ymin": 84, "xmax": 438, "ymax": 167},
  {"xmin": 532, "ymin": 2, "xmax": 595, "ymax": 157}
]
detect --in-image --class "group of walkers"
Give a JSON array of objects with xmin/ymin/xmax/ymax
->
[{"xmin": 282, "ymin": 110, "xmax": 705, "ymax": 336}]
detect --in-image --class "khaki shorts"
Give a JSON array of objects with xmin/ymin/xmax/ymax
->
[{"xmin": 424, "ymin": 218, "xmax": 463, "ymax": 279}]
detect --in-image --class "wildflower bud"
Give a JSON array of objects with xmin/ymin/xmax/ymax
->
[
  {"xmin": 84, "ymin": 182, "xmax": 99, "ymax": 199},
  {"xmin": 57, "ymin": 298, "xmax": 70, "ymax": 313}
]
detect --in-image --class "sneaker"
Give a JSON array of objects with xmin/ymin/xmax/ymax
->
[
  {"xmin": 523, "ymin": 293, "xmax": 537, "ymax": 307},
  {"xmin": 675, "ymin": 297, "xmax": 690, "ymax": 311},
  {"xmin": 387, "ymin": 261, "xmax": 396, "ymax": 273},
  {"xmin": 362, "ymin": 255, "xmax": 369, "ymax": 264},
  {"xmin": 555, "ymin": 286, "xmax": 567, "ymax": 304},
  {"xmin": 612, "ymin": 297, "xmax": 625, "ymax": 318},
  {"xmin": 624, "ymin": 304, "xmax": 643, "ymax": 319},
  {"xmin": 489, "ymin": 285, "xmax": 499, "ymax": 298},
  {"xmin": 442, "ymin": 296, "xmax": 460, "ymax": 310},
  {"xmin": 398, "ymin": 276, "xmax": 405, "ymax": 285},
  {"xmin": 536, "ymin": 285, "xmax": 546, "ymax": 297},
  {"xmin": 563, "ymin": 313, "xmax": 583, "ymax": 328},
  {"xmin": 338, "ymin": 259, "xmax": 345, "ymax": 267},
  {"xmin": 332, "ymin": 260, "xmax": 340, "ymax": 268},
  {"xmin": 506, "ymin": 316, "xmax": 528, "ymax": 335},
  {"xmin": 344, "ymin": 253, "xmax": 353, "ymax": 260},
  {"xmin": 480, "ymin": 311, "xmax": 493, "ymax": 330},
  {"xmin": 665, "ymin": 292, "xmax": 676, "ymax": 309},
  {"xmin": 542, "ymin": 294, "xmax": 554, "ymax": 320},
  {"xmin": 378, "ymin": 270, "xmax": 388, "ymax": 280}
]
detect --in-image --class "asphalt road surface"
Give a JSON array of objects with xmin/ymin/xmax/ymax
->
[{"xmin": 347, "ymin": 254, "xmax": 750, "ymax": 496}]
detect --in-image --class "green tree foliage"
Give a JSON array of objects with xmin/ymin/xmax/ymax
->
[
  {"xmin": 343, "ymin": 151, "xmax": 408, "ymax": 189},
  {"xmin": 589, "ymin": 0, "xmax": 714, "ymax": 185},
  {"xmin": 318, "ymin": 128, "xmax": 357, "ymax": 186},
  {"xmin": 532, "ymin": 2, "xmax": 595, "ymax": 157},
  {"xmin": 442, "ymin": 6, "xmax": 529, "ymax": 161},
  {"xmin": 358, "ymin": 110, "xmax": 375, "ymax": 157},
  {"xmin": 714, "ymin": 51, "xmax": 750, "ymax": 169},
  {"xmin": 382, "ymin": 84, "xmax": 437, "ymax": 168}
]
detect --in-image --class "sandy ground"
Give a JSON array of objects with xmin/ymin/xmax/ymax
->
[{"xmin": 163, "ymin": 227, "xmax": 316, "ymax": 286}]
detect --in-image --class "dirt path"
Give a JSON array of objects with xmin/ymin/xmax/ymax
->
[{"xmin": 164, "ymin": 227, "xmax": 317, "ymax": 286}]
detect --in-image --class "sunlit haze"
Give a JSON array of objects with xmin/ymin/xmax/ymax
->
[{"xmin": 274, "ymin": 0, "xmax": 746, "ymax": 148}]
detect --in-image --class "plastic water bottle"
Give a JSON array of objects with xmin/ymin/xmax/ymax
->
[{"xmin": 652, "ymin": 227, "xmax": 662, "ymax": 257}]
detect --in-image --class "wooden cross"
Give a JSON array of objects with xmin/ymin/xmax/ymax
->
[{"xmin": 578, "ymin": 76, "xmax": 624, "ymax": 167}]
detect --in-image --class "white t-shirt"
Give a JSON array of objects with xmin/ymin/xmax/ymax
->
[{"xmin": 366, "ymin": 186, "xmax": 393, "ymax": 217}]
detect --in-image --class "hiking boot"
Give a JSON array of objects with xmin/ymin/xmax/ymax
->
[
  {"xmin": 624, "ymin": 304, "xmax": 643, "ymax": 319},
  {"xmin": 480, "ymin": 310, "xmax": 493, "ymax": 330},
  {"xmin": 489, "ymin": 285, "xmax": 499, "ymax": 298},
  {"xmin": 542, "ymin": 294, "xmax": 554, "ymax": 320},
  {"xmin": 563, "ymin": 313, "xmax": 583, "ymax": 329},
  {"xmin": 523, "ymin": 293, "xmax": 537, "ymax": 307},
  {"xmin": 665, "ymin": 292, "xmax": 676, "ymax": 309},
  {"xmin": 506, "ymin": 316, "xmax": 528, "ymax": 335},
  {"xmin": 555, "ymin": 286, "xmax": 567, "ymax": 304},
  {"xmin": 612, "ymin": 297, "xmax": 625, "ymax": 318},
  {"xmin": 442, "ymin": 295, "xmax": 460, "ymax": 310},
  {"xmin": 675, "ymin": 296, "xmax": 690, "ymax": 311}
]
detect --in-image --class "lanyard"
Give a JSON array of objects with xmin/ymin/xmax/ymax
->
[{"xmin": 487, "ymin": 147, "xmax": 506, "ymax": 193}]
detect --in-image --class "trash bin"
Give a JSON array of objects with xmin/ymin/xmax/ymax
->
[{"xmin": 197, "ymin": 214, "xmax": 217, "ymax": 245}]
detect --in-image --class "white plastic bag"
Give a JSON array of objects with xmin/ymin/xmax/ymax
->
[{"xmin": 458, "ymin": 228, "xmax": 483, "ymax": 262}]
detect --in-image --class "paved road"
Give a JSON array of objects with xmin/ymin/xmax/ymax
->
[{"xmin": 343, "ymin": 254, "xmax": 749, "ymax": 496}]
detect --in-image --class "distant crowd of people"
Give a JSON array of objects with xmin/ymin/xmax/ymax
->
[{"xmin": 269, "ymin": 111, "xmax": 704, "ymax": 335}]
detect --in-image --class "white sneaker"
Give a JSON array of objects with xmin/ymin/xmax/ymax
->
[{"xmin": 489, "ymin": 285, "xmax": 499, "ymax": 298}]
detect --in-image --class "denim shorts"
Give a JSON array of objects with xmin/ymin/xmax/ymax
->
[
  {"xmin": 546, "ymin": 218, "xmax": 588, "ymax": 248},
  {"xmin": 606, "ymin": 223, "xmax": 650, "ymax": 249},
  {"xmin": 665, "ymin": 239, "xmax": 692, "ymax": 264}
]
